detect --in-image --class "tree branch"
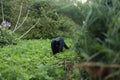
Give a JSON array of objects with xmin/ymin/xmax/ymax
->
[
  {"xmin": 16, "ymin": 19, "xmax": 40, "ymax": 40},
  {"xmin": 13, "ymin": 4, "xmax": 23, "ymax": 32}
]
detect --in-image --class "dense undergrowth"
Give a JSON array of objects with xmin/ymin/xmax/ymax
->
[{"xmin": 0, "ymin": 39, "xmax": 77, "ymax": 80}]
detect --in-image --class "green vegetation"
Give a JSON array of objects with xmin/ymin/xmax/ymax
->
[
  {"xmin": 75, "ymin": 0, "xmax": 120, "ymax": 63},
  {"xmin": 0, "ymin": 39, "xmax": 76, "ymax": 80},
  {"xmin": 0, "ymin": 0, "xmax": 120, "ymax": 80},
  {"xmin": 0, "ymin": 28, "xmax": 17, "ymax": 48}
]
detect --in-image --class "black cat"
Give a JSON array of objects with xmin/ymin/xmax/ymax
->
[{"xmin": 51, "ymin": 37, "xmax": 69, "ymax": 54}]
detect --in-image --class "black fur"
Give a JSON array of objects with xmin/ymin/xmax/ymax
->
[{"xmin": 51, "ymin": 37, "xmax": 69, "ymax": 54}]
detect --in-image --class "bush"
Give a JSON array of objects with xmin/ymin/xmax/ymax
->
[
  {"xmin": 16, "ymin": 1, "xmax": 77, "ymax": 39},
  {"xmin": 0, "ymin": 28, "xmax": 17, "ymax": 47}
]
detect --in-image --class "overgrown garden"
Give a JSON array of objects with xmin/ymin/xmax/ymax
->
[{"xmin": 0, "ymin": 0, "xmax": 120, "ymax": 80}]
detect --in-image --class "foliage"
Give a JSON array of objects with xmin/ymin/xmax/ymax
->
[
  {"xmin": 0, "ymin": 39, "xmax": 76, "ymax": 80},
  {"xmin": 0, "ymin": 0, "xmax": 32, "ymax": 25},
  {"xmin": 0, "ymin": 28, "xmax": 17, "ymax": 47},
  {"xmin": 0, "ymin": 0, "xmax": 77, "ymax": 39},
  {"xmin": 0, "ymin": 0, "xmax": 12, "ymax": 22},
  {"xmin": 54, "ymin": 1, "xmax": 84, "ymax": 25},
  {"xmin": 75, "ymin": 0, "xmax": 120, "ymax": 64},
  {"xmin": 1, "ymin": 0, "xmax": 120, "ymax": 79},
  {"xmin": 17, "ymin": 1, "xmax": 77, "ymax": 39}
]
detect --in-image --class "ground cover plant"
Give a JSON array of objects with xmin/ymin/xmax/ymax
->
[{"xmin": 0, "ymin": 38, "xmax": 77, "ymax": 80}]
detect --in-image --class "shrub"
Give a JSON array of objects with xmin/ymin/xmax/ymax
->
[
  {"xmin": 0, "ymin": 28, "xmax": 17, "ymax": 47},
  {"xmin": 16, "ymin": 1, "xmax": 77, "ymax": 39}
]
